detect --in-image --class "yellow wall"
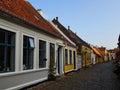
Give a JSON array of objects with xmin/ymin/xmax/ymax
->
[
  {"xmin": 64, "ymin": 64, "xmax": 74, "ymax": 72},
  {"xmin": 63, "ymin": 45, "xmax": 76, "ymax": 73},
  {"xmin": 99, "ymin": 49, "xmax": 109, "ymax": 62},
  {"xmin": 81, "ymin": 45, "xmax": 91, "ymax": 67}
]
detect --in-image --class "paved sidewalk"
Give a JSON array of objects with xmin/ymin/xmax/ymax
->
[{"xmin": 26, "ymin": 61, "xmax": 120, "ymax": 90}]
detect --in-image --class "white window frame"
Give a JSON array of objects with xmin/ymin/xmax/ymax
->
[
  {"xmin": 21, "ymin": 33, "xmax": 36, "ymax": 71},
  {"xmin": 39, "ymin": 39, "xmax": 47, "ymax": 68},
  {"xmin": 0, "ymin": 26, "xmax": 18, "ymax": 75}
]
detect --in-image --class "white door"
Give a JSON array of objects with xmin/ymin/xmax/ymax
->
[{"xmin": 77, "ymin": 55, "xmax": 82, "ymax": 69}]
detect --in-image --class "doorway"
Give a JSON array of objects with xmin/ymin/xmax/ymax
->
[{"xmin": 57, "ymin": 45, "xmax": 63, "ymax": 75}]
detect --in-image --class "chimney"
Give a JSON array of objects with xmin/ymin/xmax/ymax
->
[
  {"xmin": 37, "ymin": 9, "xmax": 43, "ymax": 16},
  {"xmin": 68, "ymin": 26, "xmax": 70, "ymax": 30},
  {"xmin": 56, "ymin": 17, "xmax": 58, "ymax": 20}
]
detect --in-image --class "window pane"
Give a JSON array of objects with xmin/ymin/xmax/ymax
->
[
  {"xmin": 23, "ymin": 48, "xmax": 34, "ymax": 69},
  {"xmin": 8, "ymin": 32, "xmax": 15, "ymax": 44},
  {"xmin": 65, "ymin": 49, "xmax": 68, "ymax": 64},
  {"xmin": 0, "ymin": 46, "xmax": 5, "ymax": 72},
  {"xmin": 69, "ymin": 50, "xmax": 72, "ymax": 64},
  {"xmin": 23, "ymin": 48, "xmax": 27, "ymax": 70},
  {"xmin": 50, "ymin": 43, "xmax": 55, "ymax": 67},
  {"xmin": 28, "ymin": 49, "xmax": 33, "ymax": 69},
  {"xmin": 39, "ymin": 40, "xmax": 46, "ymax": 68},
  {"xmin": 73, "ymin": 51, "xmax": 76, "ymax": 69},
  {"xmin": 23, "ymin": 36, "xmax": 34, "ymax": 70},
  {"xmin": 0, "ymin": 30, "xmax": 15, "ymax": 73},
  {"xmin": 29, "ymin": 38, "xmax": 35, "ymax": 48},
  {"xmin": 0, "ymin": 29, "xmax": 5, "ymax": 44},
  {"xmin": 7, "ymin": 46, "xmax": 15, "ymax": 72},
  {"xmin": 23, "ymin": 36, "xmax": 28, "ymax": 47},
  {"xmin": 73, "ymin": 51, "xmax": 76, "ymax": 61}
]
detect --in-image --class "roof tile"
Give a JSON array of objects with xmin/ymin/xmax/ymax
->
[{"xmin": 0, "ymin": 0, "xmax": 59, "ymax": 36}]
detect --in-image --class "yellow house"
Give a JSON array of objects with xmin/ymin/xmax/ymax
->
[
  {"xmin": 64, "ymin": 45, "xmax": 76, "ymax": 73},
  {"xmin": 81, "ymin": 45, "xmax": 91, "ymax": 67}
]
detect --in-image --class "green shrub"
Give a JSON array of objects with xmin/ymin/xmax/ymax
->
[{"xmin": 48, "ymin": 73, "xmax": 56, "ymax": 81}]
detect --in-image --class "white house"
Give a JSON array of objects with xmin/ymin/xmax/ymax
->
[
  {"xmin": 52, "ymin": 18, "xmax": 84, "ymax": 70},
  {"xmin": 47, "ymin": 20, "xmax": 77, "ymax": 73},
  {"xmin": 0, "ymin": 0, "xmax": 65, "ymax": 89}
]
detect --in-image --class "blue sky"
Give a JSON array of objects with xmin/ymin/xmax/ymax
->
[{"xmin": 27, "ymin": 0, "xmax": 120, "ymax": 49}]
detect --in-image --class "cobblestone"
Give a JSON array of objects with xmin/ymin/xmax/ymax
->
[{"xmin": 26, "ymin": 61, "xmax": 120, "ymax": 90}]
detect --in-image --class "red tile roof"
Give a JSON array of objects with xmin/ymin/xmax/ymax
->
[
  {"xmin": 98, "ymin": 47, "xmax": 106, "ymax": 52},
  {"xmin": 92, "ymin": 47, "xmax": 103, "ymax": 57},
  {"xmin": 0, "ymin": 0, "xmax": 60, "ymax": 37}
]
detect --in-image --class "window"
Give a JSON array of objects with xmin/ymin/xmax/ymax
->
[
  {"xmin": 23, "ymin": 35, "xmax": 34, "ymax": 70},
  {"xmin": 34, "ymin": 15, "xmax": 39, "ymax": 21},
  {"xmin": 0, "ymin": 28, "xmax": 15, "ymax": 73},
  {"xmin": 73, "ymin": 51, "xmax": 76, "ymax": 62},
  {"xmin": 69, "ymin": 50, "xmax": 72, "ymax": 64},
  {"xmin": 50, "ymin": 43, "xmax": 55, "ymax": 67},
  {"xmin": 73, "ymin": 51, "xmax": 76, "ymax": 69},
  {"xmin": 39, "ymin": 40, "xmax": 46, "ymax": 68},
  {"xmin": 65, "ymin": 49, "xmax": 68, "ymax": 64}
]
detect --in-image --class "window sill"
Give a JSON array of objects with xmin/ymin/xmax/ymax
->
[{"xmin": 0, "ymin": 68, "xmax": 49, "ymax": 78}]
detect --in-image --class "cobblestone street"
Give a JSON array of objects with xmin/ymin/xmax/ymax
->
[{"xmin": 26, "ymin": 61, "xmax": 120, "ymax": 90}]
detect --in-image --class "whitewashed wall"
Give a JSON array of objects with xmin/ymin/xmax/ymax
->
[{"xmin": 0, "ymin": 18, "xmax": 64, "ymax": 89}]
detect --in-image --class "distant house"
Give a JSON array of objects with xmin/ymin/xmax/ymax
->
[
  {"xmin": 108, "ymin": 49, "xmax": 115, "ymax": 61},
  {"xmin": 81, "ymin": 45, "xmax": 92, "ymax": 67},
  {"xmin": 91, "ymin": 47, "xmax": 96, "ymax": 64},
  {"xmin": 99, "ymin": 47, "xmax": 109, "ymax": 62},
  {"xmin": 91, "ymin": 46, "xmax": 103, "ymax": 64},
  {"xmin": 0, "ymin": 0, "xmax": 69, "ymax": 89}
]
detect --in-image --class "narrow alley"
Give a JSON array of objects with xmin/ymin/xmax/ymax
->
[{"xmin": 26, "ymin": 61, "xmax": 120, "ymax": 90}]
